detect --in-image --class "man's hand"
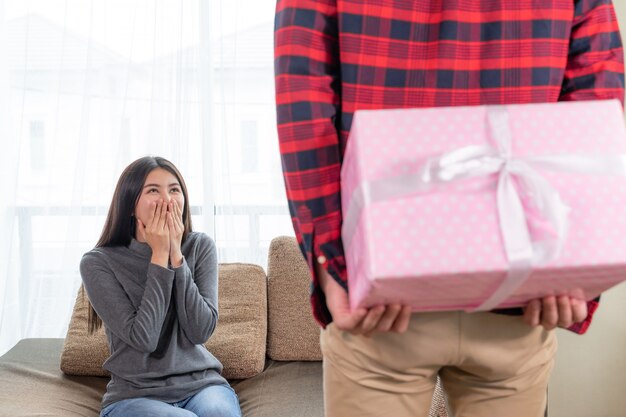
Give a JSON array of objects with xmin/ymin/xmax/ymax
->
[
  {"xmin": 523, "ymin": 295, "xmax": 588, "ymax": 330},
  {"xmin": 316, "ymin": 262, "xmax": 411, "ymax": 336}
]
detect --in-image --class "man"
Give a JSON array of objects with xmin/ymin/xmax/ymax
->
[{"xmin": 274, "ymin": 1, "xmax": 624, "ymax": 416}]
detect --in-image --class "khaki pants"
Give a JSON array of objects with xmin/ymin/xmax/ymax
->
[{"xmin": 320, "ymin": 311, "xmax": 556, "ymax": 417}]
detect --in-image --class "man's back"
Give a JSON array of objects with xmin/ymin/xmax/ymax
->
[{"xmin": 274, "ymin": 0, "xmax": 624, "ymax": 328}]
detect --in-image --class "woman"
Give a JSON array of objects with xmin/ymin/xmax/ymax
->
[{"xmin": 80, "ymin": 156, "xmax": 241, "ymax": 417}]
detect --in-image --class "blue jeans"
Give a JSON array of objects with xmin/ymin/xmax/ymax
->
[{"xmin": 100, "ymin": 385, "xmax": 242, "ymax": 417}]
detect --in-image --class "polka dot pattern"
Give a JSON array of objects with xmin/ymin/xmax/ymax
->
[{"xmin": 342, "ymin": 100, "xmax": 626, "ymax": 310}]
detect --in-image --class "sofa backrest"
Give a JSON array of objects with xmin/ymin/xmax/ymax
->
[{"xmin": 266, "ymin": 236, "xmax": 322, "ymax": 361}]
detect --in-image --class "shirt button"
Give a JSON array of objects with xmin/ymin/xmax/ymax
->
[{"xmin": 317, "ymin": 255, "xmax": 327, "ymax": 265}]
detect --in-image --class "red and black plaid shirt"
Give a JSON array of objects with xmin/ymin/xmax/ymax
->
[{"xmin": 274, "ymin": 0, "xmax": 625, "ymax": 333}]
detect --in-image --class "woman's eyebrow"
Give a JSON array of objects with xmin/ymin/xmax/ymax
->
[{"xmin": 143, "ymin": 182, "xmax": 181, "ymax": 188}]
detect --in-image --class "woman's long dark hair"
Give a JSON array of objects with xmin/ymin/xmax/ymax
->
[{"xmin": 87, "ymin": 156, "xmax": 193, "ymax": 333}]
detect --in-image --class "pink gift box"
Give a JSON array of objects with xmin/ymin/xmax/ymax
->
[{"xmin": 341, "ymin": 100, "xmax": 626, "ymax": 312}]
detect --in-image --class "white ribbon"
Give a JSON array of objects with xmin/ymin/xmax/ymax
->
[{"xmin": 342, "ymin": 106, "xmax": 626, "ymax": 311}]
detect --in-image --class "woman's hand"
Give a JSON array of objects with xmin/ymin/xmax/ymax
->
[
  {"xmin": 138, "ymin": 200, "xmax": 170, "ymax": 267},
  {"xmin": 168, "ymin": 200, "xmax": 184, "ymax": 267}
]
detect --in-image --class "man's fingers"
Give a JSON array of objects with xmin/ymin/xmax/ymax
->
[
  {"xmin": 319, "ymin": 264, "xmax": 412, "ymax": 336},
  {"xmin": 372, "ymin": 304, "xmax": 402, "ymax": 333},
  {"xmin": 333, "ymin": 308, "xmax": 367, "ymax": 332},
  {"xmin": 540, "ymin": 296, "xmax": 558, "ymax": 330},
  {"xmin": 570, "ymin": 298, "xmax": 588, "ymax": 323},
  {"xmin": 359, "ymin": 305, "xmax": 385, "ymax": 334},
  {"xmin": 556, "ymin": 296, "xmax": 573, "ymax": 328},
  {"xmin": 391, "ymin": 305, "xmax": 412, "ymax": 333},
  {"xmin": 524, "ymin": 293, "xmax": 589, "ymax": 331},
  {"xmin": 362, "ymin": 304, "xmax": 412, "ymax": 337},
  {"xmin": 523, "ymin": 299, "xmax": 541, "ymax": 327},
  {"xmin": 322, "ymin": 269, "xmax": 368, "ymax": 333}
]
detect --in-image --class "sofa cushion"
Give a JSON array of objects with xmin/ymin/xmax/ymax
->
[
  {"xmin": 59, "ymin": 287, "xmax": 112, "ymax": 378},
  {"xmin": 61, "ymin": 263, "xmax": 267, "ymax": 380},
  {"xmin": 266, "ymin": 236, "xmax": 322, "ymax": 361},
  {"xmin": 209, "ymin": 263, "xmax": 267, "ymax": 378},
  {"xmin": 232, "ymin": 360, "xmax": 323, "ymax": 417}
]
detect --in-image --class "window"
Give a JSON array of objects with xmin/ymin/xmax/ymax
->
[
  {"xmin": 29, "ymin": 120, "xmax": 45, "ymax": 171},
  {"xmin": 241, "ymin": 120, "xmax": 258, "ymax": 173}
]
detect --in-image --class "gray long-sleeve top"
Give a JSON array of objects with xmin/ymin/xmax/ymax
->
[{"xmin": 80, "ymin": 232, "xmax": 227, "ymax": 408}]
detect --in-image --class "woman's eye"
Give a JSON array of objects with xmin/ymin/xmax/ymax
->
[
  {"xmin": 170, "ymin": 188, "xmax": 181, "ymax": 193},
  {"xmin": 147, "ymin": 188, "xmax": 159, "ymax": 193}
]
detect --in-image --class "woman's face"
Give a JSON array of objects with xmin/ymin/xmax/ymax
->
[{"xmin": 134, "ymin": 168, "xmax": 185, "ymax": 229}]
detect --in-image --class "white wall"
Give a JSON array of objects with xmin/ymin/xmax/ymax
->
[{"xmin": 548, "ymin": 4, "xmax": 626, "ymax": 416}]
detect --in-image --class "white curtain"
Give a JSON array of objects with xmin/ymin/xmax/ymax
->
[{"xmin": 0, "ymin": 0, "xmax": 292, "ymax": 355}]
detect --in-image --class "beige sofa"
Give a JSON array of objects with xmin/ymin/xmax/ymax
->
[{"xmin": 0, "ymin": 236, "xmax": 447, "ymax": 417}]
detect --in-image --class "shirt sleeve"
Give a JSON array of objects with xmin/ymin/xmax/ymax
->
[
  {"xmin": 80, "ymin": 251, "xmax": 175, "ymax": 353},
  {"xmin": 567, "ymin": 297, "xmax": 600, "ymax": 335},
  {"xmin": 275, "ymin": 0, "xmax": 343, "ymax": 327},
  {"xmin": 559, "ymin": 0, "xmax": 624, "ymax": 334},
  {"xmin": 559, "ymin": 0, "xmax": 625, "ymax": 104},
  {"xmin": 172, "ymin": 234, "xmax": 219, "ymax": 344}
]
